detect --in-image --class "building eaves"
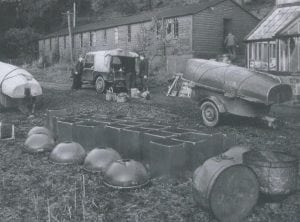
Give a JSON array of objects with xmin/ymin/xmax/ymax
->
[{"xmin": 40, "ymin": 0, "xmax": 257, "ymax": 40}]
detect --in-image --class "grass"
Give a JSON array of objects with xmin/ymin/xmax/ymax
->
[
  {"xmin": 26, "ymin": 62, "xmax": 72, "ymax": 84},
  {"xmin": 0, "ymin": 63, "xmax": 299, "ymax": 221}
]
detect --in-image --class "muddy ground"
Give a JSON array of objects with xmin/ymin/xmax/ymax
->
[{"xmin": 0, "ymin": 79, "xmax": 299, "ymax": 222}]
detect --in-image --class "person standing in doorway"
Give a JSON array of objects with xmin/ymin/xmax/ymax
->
[
  {"xmin": 224, "ymin": 33, "xmax": 237, "ymax": 59},
  {"xmin": 138, "ymin": 55, "xmax": 149, "ymax": 91},
  {"xmin": 72, "ymin": 55, "xmax": 84, "ymax": 90}
]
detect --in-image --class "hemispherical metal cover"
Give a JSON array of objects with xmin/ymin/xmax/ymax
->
[
  {"xmin": 83, "ymin": 148, "xmax": 121, "ymax": 173},
  {"xmin": 28, "ymin": 126, "xmax": 53, "ymax": 138},
  {"xmin": 50, "ymin": 142, "xmax": 86, "ymax": 165},
  {"xmin": 24, "ymin": 134, "xmax": 55, "ymax": 153},
  {"xmin": 103, "ymin": 159, "xmax": 150, "ymax": 189}
]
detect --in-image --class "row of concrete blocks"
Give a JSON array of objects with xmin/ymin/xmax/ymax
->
[{"xmin": 45, "ymin": 110, "xmax": 236, "ymax": 176}]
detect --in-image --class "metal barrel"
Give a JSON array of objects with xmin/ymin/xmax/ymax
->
[
  {"xmin": 193, "ymin": 153, "xmax": 259, "ymax": 222},
  {"xmin": 243, "ymin": 150, "xmax": 298, "ymax": 197}
]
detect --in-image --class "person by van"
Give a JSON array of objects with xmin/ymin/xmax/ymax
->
[
  {"xmin": 72, "ymin": 56, "xmax": 84, "ymax": 90},
  {"xmin": 138, "ymin": 55, "xmax": 149, "ymax": 91},
  {"xmin": 224, "ymin": 33, "xmax": 237, "ymax": 59}
]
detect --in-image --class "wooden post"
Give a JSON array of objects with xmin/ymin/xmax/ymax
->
[
  {"xmin": 267, "ymin": 41, "xmax": 270, "ymax": 71},
  {"xmin": 73, "ymin": 1, "xmax": 76, "ymax": 29},
  {"xmin": 276, "ymin": 39, "xmax": 280, "ymax": 72},
  {"xmin": 63, "ymin": 11, "xmax": 74, "ymax": 64}
]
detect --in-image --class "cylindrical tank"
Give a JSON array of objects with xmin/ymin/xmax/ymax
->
[
  {"xmin": 193, "ymin": 155, "xmax": 259, "ymax": 222},
  {"xmin": 243, "ymin": 150, "xmax": 298, "ymax": 197}
]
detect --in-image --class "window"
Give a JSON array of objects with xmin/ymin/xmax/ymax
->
[
  {"xmin": 90, "ymin": 31, "xmax": 96, "ymax": 47},
  {"xmin": 128, "ymin": 25, "xmax": 131, "ymax": 42},
  {"xmin": 114, "ymin": 27, "xmax": 119, "ymax": 45},
  {"xmin": 103, "ymin": 29, "xmax": 107, "ymax": 45},
  {"xmin": 49, "ymin": 38, "xmax": 52, "ymax": 50},
  {"xmin": 174, "ymin": 18, "xmax": 179, "ymax": 38},
  {"xmin": 64, "ymin": 36, "xmax": 66, "ymax": 49},
  {"xmin": 80, "ymin": 33, "xmax": 83, "ymax": 48},
  {"xmin": 166, "ymin": 21, "xmax": 172, "ymax": 35},
  {"xmin": 84, "ymin": 54, "xmax": 94, "ymax": 68}
]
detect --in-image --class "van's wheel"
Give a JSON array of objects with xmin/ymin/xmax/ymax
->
[
  {"xmin": 95, "ymin": 76, "xmax": 105, "ymax": 94},
  {"xmin": 201, "ymin": 101, "xmax": 220, "ymax": 127}
]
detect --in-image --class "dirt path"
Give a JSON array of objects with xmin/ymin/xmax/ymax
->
[{"xmin": 40, "ymin": 81, "xmax": 71, "ymax": 90}]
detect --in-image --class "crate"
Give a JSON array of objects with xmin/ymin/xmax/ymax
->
[
  {"xmin": 0, "ymin": 122, "xmax": 15, "ymax": 140},
  {"xmin": 149, "ymin": 138, "xmax": 186, "ymax": 177}
]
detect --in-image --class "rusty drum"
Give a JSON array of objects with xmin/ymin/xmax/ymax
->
[
  {"xmin": 243, "ymin": 150, "xmax": 298, "ymax": 197},
  {"xmin": 193, "ymin": 155, "xmax": 259, "ymax": 222}
]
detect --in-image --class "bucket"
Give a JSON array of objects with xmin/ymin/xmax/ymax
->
[
  {"xmin": 131, "ymin": 88, "xmax": 140, "ymax": 98},
  {"xmin": 193, "ymin": 155, "xmax": 259, "ymax": 222},
  {"xmin": 243, "ymin": 150, "xmax": 298, "ymax": 197}
]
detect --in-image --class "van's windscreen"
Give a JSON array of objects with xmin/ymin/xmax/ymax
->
[{"xmin": 85, "ymin": 55, "xmax": 94, "ymax": 68}]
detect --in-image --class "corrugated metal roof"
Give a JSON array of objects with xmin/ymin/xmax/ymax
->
[
  {"xmin": 246, "ymin": 5, "xmax": 300, "ymax": 41},
  {"xmin": 41, "ymin": 0, "xmax": 256, "ymax": 40}
]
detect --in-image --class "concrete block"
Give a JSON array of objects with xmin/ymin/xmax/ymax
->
[
  {"xmin": 104, "ymin": 123, "xmax": 131, "ymax": 153},
  {"xmin": 74, "ymin": 120, "xmax": 103, "ymax": 150},
  {"xmin": 140, "ymin": 124, "xmax": 170, "ymax": 131},
  {"xmin": 56, "ymin": 117, "xmax": 75, "ymax": 142},
  {"xmin": 149, "ymin": 138, "xmax": 186, "ymax": 177},
  {"xmin": 172, "ymin": 132, "xmax": 230, "ymax": 171},
  {"xmin": 161, "ymin": 127, "xmax": 195, "ymax": 136},
  {"xmin": 120, "ymin": 126, "xmax": 151, "ymax": 160},
  {"xmin": 142, "ymin": 130, "xmax": 175, "ymax": 164},
  {"xmin": 46, "ymin": 109, "xmax": 68, "ymax": 138}
]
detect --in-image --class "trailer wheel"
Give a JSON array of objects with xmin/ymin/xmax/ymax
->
[
  {"xmin": 201, "ymin": 101, "xmax": 220, "ymax": 127},
  {"xmin": 95, "ymin": 76, "xmax": 105, "ymax": 94}
]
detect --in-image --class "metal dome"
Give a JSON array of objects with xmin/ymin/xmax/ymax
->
[
  {"xmin": 27, "ymin": 126, "xmax": 53, "ymax": 138},
  {"xmin": 49, "ymin": 142, "xmax": 86, "ymax": 165},
  {"xmin": 103, "ymin": 159, "xmax": 150, "ymax": 189},
  {"xmin": 83, "ymin": 148, "xmax": 121, "ymax": 173},
  {"xmin": 24, "ymin": 134, "xmax": 55, "ymax": 153}
]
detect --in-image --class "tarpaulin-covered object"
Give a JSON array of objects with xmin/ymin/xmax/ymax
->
[
  {"xmin": 0, "ymin": 62, "xmax": 42, "ymax": 99},
  {"xmin": 184, "ymin": 59, "xmax": 292, "ymax": 105}
]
